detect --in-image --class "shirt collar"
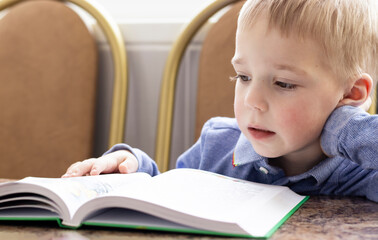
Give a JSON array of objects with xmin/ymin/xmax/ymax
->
[
  {"xmin": 233, "ymin": 133, "xmax": 343, "ymax": 185},
  {"xmin": 233, "ymin": 133, "xmax": 265, "ymax": 166},
  {"xmin": 303, "ymin": 156, "xmax": 344, "ymax": 184}
]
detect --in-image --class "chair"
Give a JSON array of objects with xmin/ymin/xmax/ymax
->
[
  {"xmin": 155, "ymin": 0, "xmax": 244, "ymax": 172},
  {"xmin": 0, "ymin": 0, "xmax": 127, "ymax": 178}
]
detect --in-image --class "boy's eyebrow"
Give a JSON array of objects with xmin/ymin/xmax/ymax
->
[
  {"xmin": 231, "ymin": 57, "xmax": 310, "ymax": 77},
  {"xmin": 274, "ymin": 64, "xmax": 308, "ymax": 76}
]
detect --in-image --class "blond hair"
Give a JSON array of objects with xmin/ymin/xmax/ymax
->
[{"xmin": 238, "ymin": 0, "xmax": 378, "ymax": 88}]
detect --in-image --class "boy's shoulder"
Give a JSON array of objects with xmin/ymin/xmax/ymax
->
[
  {"xmin": 199, "ymin": 117, "xmax": 242, "ymax": 150},
  {"xmin": 203, "ymin": 117, "xmax": 240, "ymax": 132}
]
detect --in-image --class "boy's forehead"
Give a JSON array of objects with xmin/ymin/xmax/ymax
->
[
  {"xmin": 237, "ymin": 8, "xmax": 268, "ymax": 32},
  {"xmin": 232, "ymin": 18, "xmax": 339, "ymax": 82},
  {"xmin": 237, "ymin": 10, "xmax": 304, "ymax": 41}
]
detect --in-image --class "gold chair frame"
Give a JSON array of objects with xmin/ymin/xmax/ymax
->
[
  {"xmin": 0, "ymin": 0, "xmax": 128, "ymax": 148},
  {"xmin": 155, "ymin": 0, "xmax": 240, "ymax": 172}
]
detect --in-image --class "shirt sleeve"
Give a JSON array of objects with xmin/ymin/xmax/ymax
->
[
  {"xmin": 176, "ymin": 117, "xmax": 240, "ymax": 170},
  {"xmin": 321, "ymin": 106, "xmax": 378, "ymax": 169},
  {"xmin": 367, "ymin": 172, "xmax": 378, "ymax": 202},
  {"xmin": 104, "ymin": 143, "xmax": 160, "ymax": 176}
]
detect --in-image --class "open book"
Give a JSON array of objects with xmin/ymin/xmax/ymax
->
[{"xmin": 0, "ymin": 168, "xmax": 308, "ymax": 238}]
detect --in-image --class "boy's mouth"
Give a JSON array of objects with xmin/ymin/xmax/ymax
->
[{"xmin": 247, "ymin": 126, "xmax": 275, "ymax": 139}]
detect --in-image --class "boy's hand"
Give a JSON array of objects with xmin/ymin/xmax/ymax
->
[
  {"xmin": 61, "ymin": 150, "xmax": 138, "ymax": 178},
  {"xmin": 359, "ymin": 96, "xmax": 372, "ymax": 112}
]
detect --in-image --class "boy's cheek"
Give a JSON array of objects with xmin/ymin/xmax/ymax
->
[
  {"xmin": 278, "ymin": 107, "xmax": 304, "ymax": 128},
  {"xmin": 278, "ymin": 107, "xmax": 322, "ymax": 137},
  {"xmin": 233, "ymin": 99, "xmax": 244, "ymax": 121}
]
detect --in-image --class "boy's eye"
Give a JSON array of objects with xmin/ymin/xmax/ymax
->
[
  {"xmin": 275, "ymin": 81, "xmax": 296, "ymax": 90},
  {"xmin": 230, "ymin": 75, "xmax": 251, "ymax": 82}
]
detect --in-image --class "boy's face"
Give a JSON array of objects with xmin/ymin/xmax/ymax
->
[{"xmin": 232, "ymin": 15, "xmax": 347, "ymax": 163}]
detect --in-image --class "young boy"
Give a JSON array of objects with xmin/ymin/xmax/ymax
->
[{"xmin": 63, "ymin": 0, "xmax": 378, "ymax": 202}]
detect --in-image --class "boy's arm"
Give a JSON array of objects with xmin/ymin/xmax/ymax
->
[
  {"xmin": 68, "ymin": 118, "xmax": 221, "ymax": 178},
  {"xmin": 321, "ymin": 105, "xmax": 378, "ymax": 169},
  {"xmin": 175, "ymin": 131, "xmax": 205, "ymax": 169},
  {"xmin": 176, "ymin": 118, "xmax": 222, "ymax": 169},
  {"xmin": 175, "ymin": 139, "xmax": 202, "ymax": 169}
]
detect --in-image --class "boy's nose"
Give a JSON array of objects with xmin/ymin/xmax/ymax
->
[{"xmin": 244, "ymin": 82, "xmax": 268, "ymax": 112}]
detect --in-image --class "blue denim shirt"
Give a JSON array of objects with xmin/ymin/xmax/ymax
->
[{"xmin": 106, "ymin": 106, "xmax": 378, "ymax": 202}]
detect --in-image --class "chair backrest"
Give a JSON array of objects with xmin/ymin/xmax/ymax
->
[
  {"xmin": 0, "ymin": 0, "xmax": 127, "ymax": 178},
  {"xmin": 155, "ymin": 0, "xmax": 243, "ymax": 172},
  {"xmin": 195, "ymin": 1, "xmax": 244, "ymax": 139}
]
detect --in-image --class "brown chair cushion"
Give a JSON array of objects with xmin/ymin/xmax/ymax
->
[
  {"xmin": 0, "ymin": 0, "xmax": 97, "ymax": 178},
  {"xmin": 195, "ymin": 1, "xmax": 245, "ymax": 139}
]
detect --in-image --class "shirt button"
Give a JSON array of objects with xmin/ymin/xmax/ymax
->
[{"xmin": 259, "ymin": 166, "xmax": 269, "ymax": 174}]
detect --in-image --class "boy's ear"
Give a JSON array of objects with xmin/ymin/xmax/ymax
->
[{"xmin": 337, "ymin": 73, "xmax": 373, "ymax": 108}]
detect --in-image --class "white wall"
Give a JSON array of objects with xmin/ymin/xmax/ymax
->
[{"xmin": 95, "ymin": 0, "xmax": 215, "ymax": 21}]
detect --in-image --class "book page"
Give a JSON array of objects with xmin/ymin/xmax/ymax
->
[
  {"xmin": 0, "ymin": 194, "xmax": 60, "ymax": 213},
  {"xmin": 85, "ymin": 168, "xmax": 304, "ymax": 236},
  {"xmin": 135, "ymin": 169, "xmax": 287, "ymax": 222},
  {"xmin": 86, "ymin": 208, "xmax": 194, "ymax": 231},
  {"xmin": 2, "ymin": 173, "xmax": 151, "ymax": 221},
  {"xmin": 141, "ymin": 169, "xmax": 304, "ymax": 236}
]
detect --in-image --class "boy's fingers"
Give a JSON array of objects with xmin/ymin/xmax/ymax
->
[
  {"xmin": 62, "ymin": 150, "xmax": 138, "ymax": 178},
  {"xmin": 118, "ymin": 161, "xmax": 129, "ymax": 174},
  {"xmin": 90, "ymin": 158, "xmax": 113, "ymax": 175},
  {"xmin": 360, "ymin": 96, "xmax": 372, "ymax": 111},
  {"xmin": 90, "ymin": 153, "xmax": 122, "ymax": 175},
  {"xmin": 62, "ymin": 159, "xmax": 95, "ymax": 177},
  {"xmin": 118, "ymin": 158, "xmax": 138, "ymax": 174}
]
